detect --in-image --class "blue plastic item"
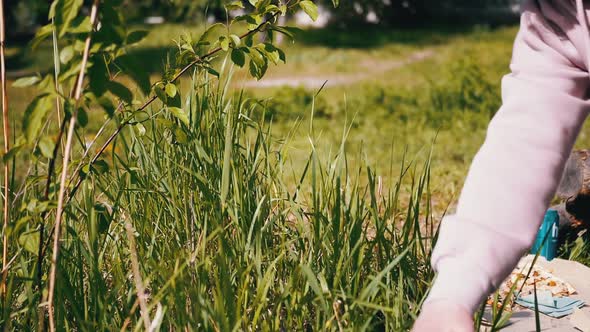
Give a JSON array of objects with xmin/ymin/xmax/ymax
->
[
  {"xmin": 516, "ymin": 291, "xmax": 585, "ymax": 318},
  {"xmin": 531, "ymin": 209, "xmax": 559, "ymax": 261}
]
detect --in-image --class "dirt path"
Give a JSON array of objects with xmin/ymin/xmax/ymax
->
[{"xmin": 244, "ymin": 49, "xmax": 434, "ymax": 89}]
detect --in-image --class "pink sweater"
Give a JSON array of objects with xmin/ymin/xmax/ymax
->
[{"xmin": 426, "ymin": 0, "xmax": 590, "ymax": 314}]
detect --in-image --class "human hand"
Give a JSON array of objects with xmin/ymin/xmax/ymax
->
[{"xmin": 412, "ymin": 299, "xmax": 474, "ymax": 332}]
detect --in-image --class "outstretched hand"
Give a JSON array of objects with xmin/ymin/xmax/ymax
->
[{"xmin": 412, "ymin": 299, "xmax": 474, "ymax": 332}]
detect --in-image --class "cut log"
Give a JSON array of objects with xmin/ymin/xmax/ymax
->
[{"xmin": 556, "ymin": 150, "xmax": 590, "ymax": 227}]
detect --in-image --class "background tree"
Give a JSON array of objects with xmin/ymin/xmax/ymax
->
[{"xmin": 321, "ymin": 0, "xmax": 520, "ymax": 26}]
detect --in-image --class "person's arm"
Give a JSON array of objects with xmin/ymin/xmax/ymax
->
[{"xmin": 415, "ymin": 0, "xmax": 590, "ymax": 329}]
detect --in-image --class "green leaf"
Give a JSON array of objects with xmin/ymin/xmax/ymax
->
[
  {"xmin": 257, "ymin": 43, "xmax": 282, "ymax": 65},
  {"xmin": 225, "ymin": 1, "xmax": 244, "ymax": 10},
  {"xmin": 23, "ymin": 95, "xmax": 53, "ymax": 143},
  {"xmin": 48, "ymin": 0, "xmax": 58, "ymax": 19},
  {"xmin": 249, "ymin": 15, "xmax": 263, "ymax": 31},
  {"xmin": 359, "ymin": 244, "xmax": 412, "ymax": 301},
  {"xmin": 58, "ymin": 60, "xmax": 82, "ymax": 83},
  {"xmin": 12, "ymin": 76, "xmax": 41, "ymax": 88},
  {"xmin": 243, "ymin": 34, "xmax": 253, "ymax": 48},
  {"xmin": 78, "ymin": 107, "xmax": 88, "ymax": 127},
  {"xmin": 30, "ymin": 24, "xmax": 52, "ymax": 50},
  {"xmin": 168, "ymin": 107, "xmax": 189, "ymax": 126},
  {"xmin": 249, "ymin": 59, "xmax": 268, "ymax": 80},
  {"xmin": 52, "ymin": 0, "xmax": 85, "ymax": 37},
  {"xmin": 248, "ymin": 47, "xmax": 266, "ymax": 67},
  {"xmin": 220, "ymin": 111, "xmax": 233, "ymax": 208},
  {"xmin": 248, "ymin": 47, "xmax": 269, "ymax": 79},
  {"xmin": 19, "ymin": 231, "xmax": 40, "ymax": 255},
  {"xmin": 196, "ymin": 23, "xmax": 225, "ymax": 55},
  {"xmin": 3, "ymin": 145, "xmax": 23, "ymax": 163},
  {"xmin": 331, "ymin": 0, "xmax": 339, "ymax": 7},
  {"xmin": 299, "ymin": 1, "xmax": 319, "ymax": 21},
  {"xmin": 135, "ymin": 123, "xmax": 146, "ymax": 136},
  {"xmin": 156, "ymin": 118, "xmax": 175, "ymax": 129},
  {"xmin": 107, "ymin": 81, "xmax": 133, "ymax": 103},
  {"xmin": 81, "ymin": 164, "xmax": 91, "ymax": 177},
  {"xmin": 248, "ymin": 0, "xmax": 258, "ymax": 6},
  {"xmin": 276, "ymin": 47, "xmax": 286, "ymax": 63},
  {"xmin": 166, "ymin": 90, "xmax": 182, "ymax": 108},
  {"xmin": 60, "ymin": 46, "xmax": 75, "ymax": 64},
  {"xmin": 127, "ymin": 30, "xmax": 149, "ymax": 45},
  {"xmin": 256, "ymin": 0, "xmax": 271, "ymax": 9},
  {"xmin": 230, "ymin": 34, "xmax": 241, "ymax": 48},
  {"xmin": 231, "ymin": 49, "xmax": 246, "ymax": 67},
  {"xmin": 174, "ymin": 127, "xmax": 188, "ymax": 144},
  {"xmin": 237, "ymin": 14, "xmax": 263, "ymax": 31},
  {"xmin": 219, "ymin": 36, "xmax": 230, "ymax": 52},
  {"xmin": 300, "ymin": 265, "xmax": 326, "ymax": 305},
  {"xmin": 264, "ymin": 4, "xmax": 281, "ymax": 14},
  {"xmin": 154, "ymin": 84, "xmax": 167, "ymax": 103},
  {"xmin": 38, "ymin": 136, "xmax": 55, "ymax": 159},
  {"xmin": 165, "ymin": 83, "xmax": 177, "ymax": 98},
  {"xmin": 205, "ymin": 66, "xmax": 220, "ymax": 78},
  {"xmin": 92, "ymin": 160, "xmax": 110, "ymax": 174},
  {"xmin": 68, "ymin": 16, "xmax": 92, "ymax": 34},
  {"xmin": 268, "ymin": 26, "xmax": 300, "ymax": 41},
  {"xmin": 37, "ymin": 75, "xmax": 54, "ymax": 91},
  {"xmin": 195, "ymin": 141, "xmax": 212, "ymax": 164}
]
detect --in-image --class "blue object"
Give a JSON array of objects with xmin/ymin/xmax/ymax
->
[
  {"xmin": 516, "ymin": 291, "xmax": 585, "ymax": 318},
  {"xmin": 531, "ymin": 209, "xmax": 559, "ymax": 261}
]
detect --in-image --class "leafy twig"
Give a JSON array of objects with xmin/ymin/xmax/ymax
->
[{"xmin": 66, "ymin": 14, "xmax": 278, "ymax": 201}]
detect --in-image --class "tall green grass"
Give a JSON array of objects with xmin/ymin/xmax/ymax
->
[
  {"xmin": 6, "ymin": 26, "xmax": 590, "ymax": 331},
  {"xmin": 5, "ymin": 63, "xmax": 441, "ymax": 330}
]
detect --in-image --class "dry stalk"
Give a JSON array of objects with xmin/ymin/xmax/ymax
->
[
  {"xmin": 0, "ymin": 0, "xmax": 10, "ymax": 300},
  {"xmin": 46, "ymin": 1, "xmax": 100, "ymax": 330},
  {"xmin": 124, "ymin": 221, "xmax": 151, "ymax": 330}
]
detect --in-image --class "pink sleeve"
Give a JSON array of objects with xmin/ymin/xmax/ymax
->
[{"xmin": 426, "ymin": 0, "xmax": 590, "ymax": 314}]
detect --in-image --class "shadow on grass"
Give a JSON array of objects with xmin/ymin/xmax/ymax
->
[
  {"xmin": 7, "ymin": 44, "xmax": 175, "ymax": 78},
  {"xmin": 7, "ymin": 22, "xmax": 507, "ymax": 76},
  {"xmin": 117, "ymin": 47, "xmax": 173, "ymax": 75},
  {"xmin": 294, "ymin": 23, "xmax": 501, "ymax": 49}
]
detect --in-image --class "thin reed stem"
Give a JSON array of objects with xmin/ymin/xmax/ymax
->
[
  {"xmin": 0, "ymin": 0, "xmax": 11, "ymax": 301},
  {"xmin": 46, "ymin": 1, "xmax": 100, "ymax": 330},
  {"xmin": 125, "ymin": 220, "xmax": 151, "ymax": 330}
]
